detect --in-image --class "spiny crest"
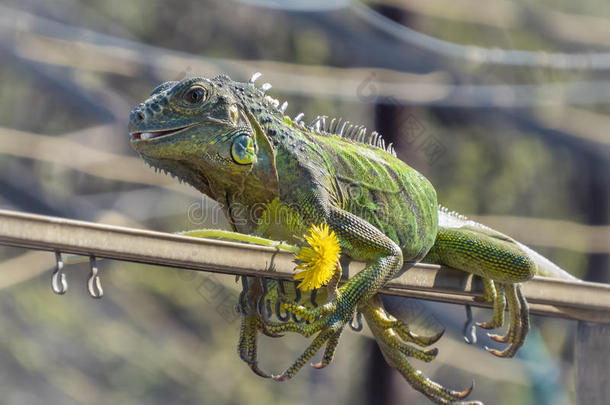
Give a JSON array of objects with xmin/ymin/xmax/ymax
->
[
  {"xmin": 439, "ymin": 205, "xmax": 468, "ymax": 221},
  {"xmin": 438, "ymin": 205, "xmax": 494, "ymax": 232},
  {"xmin": 305, "ymin": 115, "xmax": 396, "ymax": 157},
  {"xmin": 247, "ymin": 72, "xmax": 287, "ymax": 115},
  {"xmin": 246, "ymin": 72, "xmax": 396, "ymax": 157}
]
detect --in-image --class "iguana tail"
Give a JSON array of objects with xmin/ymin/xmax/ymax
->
[{"xmin": 436, "ymin": 206, "xmax": 578, "ymax": 281}]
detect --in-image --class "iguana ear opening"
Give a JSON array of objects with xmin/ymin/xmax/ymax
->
[{"xmin": 244, "ymin": 109, "xmax": 279, "ymax": 195}]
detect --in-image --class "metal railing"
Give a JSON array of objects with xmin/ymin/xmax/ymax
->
[{"xmin": 0, "ymin": 208, "xmax": 608, "ymax": 323}]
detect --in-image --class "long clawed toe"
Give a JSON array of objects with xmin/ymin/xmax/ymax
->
[
  {"xmin": 359, "ymin": 296, "xmax": 481, "ymax": 404},
  {"xmin": 471, "ymin": 279, "xmax": 529, "ymax": 358},
  {"xmin": 237, "ymin": 313, "xmax": 274, "ymax": 378},
  {"xmin": 375, "ymin": 313, "xmax": 444, "ymax": 348},
  {"xmin": 279, "ymin": 301, "xmax": 332, "ymax": 323},
  {"xmin": 408, "ymin": 369, "xmax": 479, "ymax": 404},
  {"xmin": 311, "ymin": 333, "xmax": 340, "ymax": 369},
  {"xmin": 272, "ymin": 327, "xmax": 342, "ymax": 381},
  {"xmin": 377, "ymin": 336, "xmax": 478, "ymax": 404},
  {"xmin": 475, "ymin": 280, "xmax": 505, "ymax": 330},
  {"xmin": 396, "ymin": 323, "xmax": 445, "ymax": 347},
  {"xmin": 397, "ymin": 341, "xmax": 439, "ymax": 363},
  {"xmin": 484, "ymin": 283, "xmax": 529, "ymax": 358}
]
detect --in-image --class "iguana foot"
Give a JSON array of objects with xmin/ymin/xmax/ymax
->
[
  {"xmin": 472, "ymin": 278, "xmax": 529, "ymax": 358},
  {"xmin": 362, "ymin": 296, "xmax": 481, "ymax": 405},
  {"xmin": 485, "ymin": 283, "xmax": 529, "ymax": 358},
  {"xmin": 266, "ymin": 296, "xmax": 346, "ymax": 380},
  {"xmin": 237, "ymin": 276, "xmax": 333, "ymax": 378}
]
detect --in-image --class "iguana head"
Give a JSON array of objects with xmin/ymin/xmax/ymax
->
[{"xmin": 128, "ymin": 75, "xmax": 280, "ymax": 226}]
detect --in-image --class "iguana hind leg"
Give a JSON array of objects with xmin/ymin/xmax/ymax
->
[
  {"xmin": 424, "ymin": 226, "xmax": 535, "ymax": 358},
  {"xmin": 362, "ymin": 296, "xmax": 481, "ymax": 405}
]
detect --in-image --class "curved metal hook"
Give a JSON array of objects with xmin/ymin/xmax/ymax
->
[
  {"xmin": 51, "ymin": 251, "xmax": 68, "ymax": 295},
  {"xmin": 462, "ymin": 304, "xmax": 477, "ymax": 344},
  {"xmin": 87, "ymin": 256, "xmax": 103, "ymax": 299},
  {"xmin": 349, "ymin": 311, "xmax": 363, "ymax": 332}
]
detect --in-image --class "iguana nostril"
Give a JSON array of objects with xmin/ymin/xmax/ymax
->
[{"xmin": 136, "ymin": 111, "xmax": 145, "ymax": 121}]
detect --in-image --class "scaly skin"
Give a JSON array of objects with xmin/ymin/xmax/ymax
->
[{"xmin": 128, "ymin": 73, "xmax": 569, "ymax": 404}]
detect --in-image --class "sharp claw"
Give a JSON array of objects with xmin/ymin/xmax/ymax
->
[
  {"xmin": 311, "ymin": 361, "xmax": 326, "ymax": 369},
  {"xmin": 489, "ymin": 349, "xmax": 508, "ymax": 358},
  {"xmin": 487, "ymin": 342, "xmax": 520, "ymax": 359},
  {"xmin": 487, "ymin": 332, "xmax": 508, "ymax": 343},
  {"xmin": 250, "ymin": 364, "xmax": 272, "ymax": 378},
  {"xmin": 476, "ymin": 321, "xmax": 494, "ymax": 330},
  {"xmin": 484, "ymin": 346, "xmax": 506, "ymax": 357},
  {"xmin": 455, "ymin": 380, "xmax": 475, "ymax": 399},
  {"xmin": 272, "ymin": 373, "xmax": 289, "ymax": 382}
]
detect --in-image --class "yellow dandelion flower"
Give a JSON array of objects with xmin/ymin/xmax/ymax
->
[{"xmin": 293, "ymin": 223, "xmax": 341, "ymax": 291}]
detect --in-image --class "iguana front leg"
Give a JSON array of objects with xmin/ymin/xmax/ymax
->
[
  {"xmin": 237, "ymin": 275, "xmax": 333, "ymax": 377},
  {"xmin": 271, "ymin": 206, "xmax": 405, "ymax": 380}
]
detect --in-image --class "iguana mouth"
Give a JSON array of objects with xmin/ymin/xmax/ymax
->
[{"xmin": 130, "ymin": 125, "xmax": 191, "ymax": 141}]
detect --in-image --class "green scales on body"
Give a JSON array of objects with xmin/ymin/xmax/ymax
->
[{"xmin": 128, "ymin": 73, "xmax": 575, "ymax": 405}]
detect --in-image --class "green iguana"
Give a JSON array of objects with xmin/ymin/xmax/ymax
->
[{"xmin": 128, "ymin": 73, "xmax": 576, "ymax": 404}]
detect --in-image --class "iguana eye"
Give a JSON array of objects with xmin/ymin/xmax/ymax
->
[
  {"xmin": 185, "ymin": 86, "xmax": 207, "ymax": 104},
  {"xmin": 231, "ymin": 134, "xmax": 257, "ymax": 165}
]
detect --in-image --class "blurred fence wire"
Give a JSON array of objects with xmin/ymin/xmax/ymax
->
[
  {"xmin": 237, "ymin": 0, "xmax": 610, "ymax": 70},
  {"xmin": 4, "ymin": 4, "xmax": 610, "ymax": 112}
]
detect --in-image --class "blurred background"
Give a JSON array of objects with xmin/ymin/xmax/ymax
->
[{"xmin": 0, "ymin": 0, "xmax": 609, "ymax": 404}]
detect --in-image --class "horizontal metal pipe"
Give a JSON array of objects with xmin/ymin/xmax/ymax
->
[{"xmin": 1, "ymin": 209, "xmax": 609, "ymax": 322}]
